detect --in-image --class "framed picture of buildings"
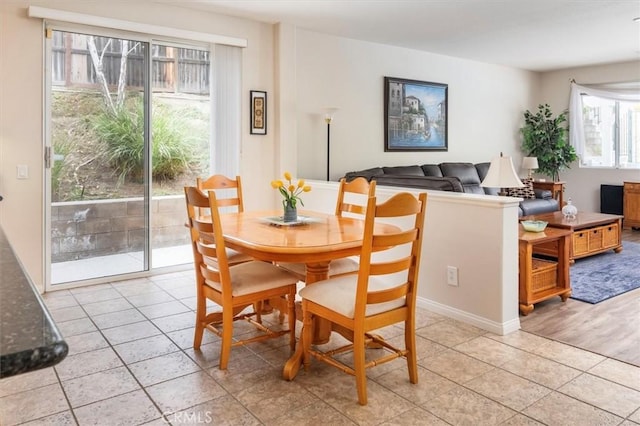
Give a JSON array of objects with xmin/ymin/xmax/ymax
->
[
  {"xmin": 384, "ymin": 77, "xmax": 448, "ymax": 151},
  {"xmin": 250, "ymin": 90, "xmax": 267, "ymax": 135}
]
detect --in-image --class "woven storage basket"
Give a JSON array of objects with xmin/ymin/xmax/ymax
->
[
  {"xmin": 573, "ymin": 232, "xmax": 588, "ymax": 256},
  {"xmin": 603, "ymin": 224, "xmax": 618, "ymax": 247},
  {"xmin": 531, "ymin": 258, "xmax": 557, "ymax": 292}
]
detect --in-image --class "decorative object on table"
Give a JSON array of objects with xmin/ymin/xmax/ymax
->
[
  {"xmin": 569, "ymin": 241, "xmax": 640, "ymax": 304},
  {"xmin": 271, "ymin": 172, "xmax": 311, "ymax": 222},
  {"xmin": 520, "ymin": 104, "xmax": 577, "ymax": 181},
  {"xmin": 384, "ymin": 76, "xmax": 448, "ymax": 152},
  {"xmin": 521, "ymin": 156, "xmax": 539, "ymax": 178},
  {"xmin": 521, "ymin": 220, "xmax": 548, "ymax": 232},
  {"xmin": 250, "ymin": 90, "xmax": 267, "ymax": 135},
  {"xmin": 480, "ymin": 152, "xmax": 524, "ymax": 196},
  {"xmin": 562, "ymin": 197, "xmax": 578, "ymax": 219},
  {"xmin": 324, "ymin": 107, "xmax": 338, "ymax": 181}
]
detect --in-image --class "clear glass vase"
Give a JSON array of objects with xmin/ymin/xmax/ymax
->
[{"xmin": 283, "ymin": 203, "xmax": 297, "ymax": 222}]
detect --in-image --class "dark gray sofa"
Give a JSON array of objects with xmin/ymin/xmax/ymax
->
[{"xmin": 344, "ymin": 162, "xmax": 559, "ymax": 216}]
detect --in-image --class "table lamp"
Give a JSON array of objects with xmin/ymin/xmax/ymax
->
[
  {"xmin": 521, "ymin": 157, "xmax": 539, "ymax": 178},
  {"xmin": 481, "ymin": 153, "xmax": 524, "ymax": 196}
]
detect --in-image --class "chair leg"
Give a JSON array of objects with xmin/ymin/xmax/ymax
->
[
  {"xmin": 301, "ymin": 301, "xmax": 313, "ymax": 370},
  {"xmin": 405, "ymin": 320, "xmax": 418, "ymax": 384},
  {"xmin": 218, "ymin": 307, "xmax": 234, "ymax": 370},
  {"xmin": 193, "ymin": 295, "xmax": 206, "ymax": 350},
  {"xmin": 353, "ymin": 331, "xmax": 368, "ymax": 405},
  {"xmin": 287, "ymin": 292, "xmax": 296, "ymax": 352},
  {"xmin": 253, "ymin": 301, "xmax": 262, "ymax": 324}
]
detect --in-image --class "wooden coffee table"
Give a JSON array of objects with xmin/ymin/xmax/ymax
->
[{"xmin": 522, "ymin": 211, "xmax": 623, "ymax": 262}]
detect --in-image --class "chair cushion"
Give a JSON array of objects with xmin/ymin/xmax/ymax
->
[
  {"xmin": 507, "ymin": 177, "xmax": 536, "ymax": 199},
  {"xmin": 204, "ymin": 261, "xmax": 297, "ymax": 296},
  {"xmin": 299, "ymin": 275, "xmax": 406, "ymax": 319}
]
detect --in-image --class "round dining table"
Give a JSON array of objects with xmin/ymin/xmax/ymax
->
[{"xmin": 214, "ymin": 209, "xmax": 399, "ymax": 380}]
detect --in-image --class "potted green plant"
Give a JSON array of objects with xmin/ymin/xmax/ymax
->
[{"xmin": 520, "ymin": 104, "xmax": 577, "ymax": 181}]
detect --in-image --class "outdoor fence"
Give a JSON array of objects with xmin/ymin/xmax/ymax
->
[{"xmin": 52, "ymin": 32, "xmax": 209, "ymax": 95}]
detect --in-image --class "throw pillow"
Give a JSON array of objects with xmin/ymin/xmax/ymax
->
[{"xmin": 507, "ymin": 177, "xmax": 536, "ymax": 199}]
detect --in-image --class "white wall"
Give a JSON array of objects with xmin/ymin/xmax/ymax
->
[
  {"xmin": 302, "ymin": 180, "xmax": 522, "ymax": 334},
  {"xmin": 292, "ymin": 29, "xmax": 540, "ymax": 181},
  {"xmin": 538, "ymin": 60, "xmax": 640, "ymax": 212}
]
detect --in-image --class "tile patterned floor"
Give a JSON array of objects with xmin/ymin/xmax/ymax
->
[{"xmin": 1, "ymin": 271, "xmax": 639, "ymax": 425}]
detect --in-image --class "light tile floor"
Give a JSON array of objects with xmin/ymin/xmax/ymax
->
[{"xmin": 2, "ymin": 271, "xmax": 640, "ymax": 425}]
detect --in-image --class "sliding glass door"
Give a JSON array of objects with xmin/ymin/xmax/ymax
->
[{"xmin": 45, "ymin": 27, "xmax": 211, "ymax": 287}]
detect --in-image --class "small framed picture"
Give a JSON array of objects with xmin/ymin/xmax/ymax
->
[
  {"xmin": 384, "ymin": 77, "xmax": 448, "ymax": 151},
  {"xmin": 250, "ymin": 90, "xmax": 267, "ymax": 135}
]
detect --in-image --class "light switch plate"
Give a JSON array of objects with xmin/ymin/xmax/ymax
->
[{"xmin": 17, "ymin": 165, "xmax": 28, "ymax": 179}]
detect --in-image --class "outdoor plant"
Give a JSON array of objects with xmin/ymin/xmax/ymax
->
[
  {"xmin": 271, "ymin": 171, "xmax": 311, "ymax": 209},
  {"xmin": 92, "ymin": 100, "xmax": 204, "ymax": 183},
  {"xmin": 520, "ymin": 104, "xmax": 577, "ymax": 181}
]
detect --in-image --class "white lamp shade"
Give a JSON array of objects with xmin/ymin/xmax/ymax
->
[
  {"xmin": 481, "ymin": 155, "xmax": 524, "ymax": 188},
  {"xmin": 521, "ymin": 157, "xmax": 539, "ymax": 170},
  {"xmin": 324, "ymin": 107, "xmax": 339, "ymax": 121}
]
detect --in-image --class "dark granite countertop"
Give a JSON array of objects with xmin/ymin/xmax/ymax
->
[{"xmin": 0, "ymin": 227, "xmax": 68, "ymax": 378}]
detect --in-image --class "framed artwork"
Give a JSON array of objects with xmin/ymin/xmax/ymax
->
[
  {"xmin": 250, "ymin": 90, "xmax": 267, "ymax": 135},
  {"xmin": 384, "ymin": 77, "xmax": 448, "ymax": 151}
]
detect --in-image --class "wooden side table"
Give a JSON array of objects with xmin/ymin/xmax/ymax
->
[
  {"xmin": 518, "ymin": 227, "xmax": 572, "ymax": 315},
  {"xmin": 623, "ymin": 182, "xmax": 640, "ymax": 229},
  {"xmin": 532, "ymin": 181, "xmax": 565, "ymax": 209}
]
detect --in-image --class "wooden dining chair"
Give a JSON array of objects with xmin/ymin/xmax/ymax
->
[
  {"xmin": 277, "ymin": 177, "xmax": 377, "ymax": 280},
  {"xmin": 298, "ymin": 191, "xmax": 427, "ymax": 405},
  {"xmin": 195, "ymin": 174, "xmax": 252, "ymax": 267},
  {"xmin": 184, "ymin": 186, "xmax": 298, "ymax": 369},
  {"xmin": 197, "ymin": 174, "xmax": 244, "ymax": 213}
]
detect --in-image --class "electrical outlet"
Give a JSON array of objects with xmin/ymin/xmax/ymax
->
[{"xmin": 447, "ymin": 266, "xmax": 459, "ymax": 286}]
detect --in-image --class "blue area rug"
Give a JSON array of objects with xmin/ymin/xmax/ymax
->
[{"xmin": 570, "ymin": 241, "xmax": 640, "ymax": 304}]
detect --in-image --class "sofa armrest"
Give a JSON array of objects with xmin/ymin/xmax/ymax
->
[{"xmin": 534, "ymin": 189, "xmax": 553, "ymax": 199}]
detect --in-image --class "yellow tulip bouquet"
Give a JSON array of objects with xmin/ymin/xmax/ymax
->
[{"xmin": 271, "ymin": 171, "xmax": 312, "ymax": 210}]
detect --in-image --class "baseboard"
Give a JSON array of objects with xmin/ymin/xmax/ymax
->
[{"xmin": 417, "ymin": 296, "xmax": 521, "ymax": 336}]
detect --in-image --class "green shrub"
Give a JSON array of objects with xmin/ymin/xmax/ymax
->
[{"xmin": 92, "ymin": 100, "xmax": 204, "ymax": 183}]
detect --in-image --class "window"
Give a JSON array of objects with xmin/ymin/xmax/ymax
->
[
  {"xmin": 580, "ymin": 96, "xmax": 640, "ymax": 168},
  {"xmin": 569, "ymin": 82, "xmax": 640, "ymax": 169}
]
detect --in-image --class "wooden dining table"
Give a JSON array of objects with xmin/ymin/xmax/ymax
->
[{"xmin": 215, "ymin": 209, "xmax": 399, "ymax": 380}]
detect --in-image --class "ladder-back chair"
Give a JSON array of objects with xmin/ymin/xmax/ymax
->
[{"xmin": 298, "ymin": 191, "xmax": 427, "ymax": 405}]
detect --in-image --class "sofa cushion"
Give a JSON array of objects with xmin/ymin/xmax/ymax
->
[
  {"xmin": 382, "ymin": 165, "xmax": 425, "ymax": 176},
  {"xmin": 507, "ymin": 177, "xmax": 536, "ymax": 199},
  {"xmin": 439, "ymin": 163, "xmax": 484, "ymax": 194},
  {"xmin": 475, "ymin": 162, "xmax": 491, "ymax": 181},
  {"xmin": 344, "ymin": 167, "xmax": 384, "ymax": 182},
  {"xmin": 520, "ymin": 198, "xmax": 560, "ymax": 216},
  {"xmin": 421, "ymin": 164, "xmax": 443, "ymax": 177},
  {"xmin": 374, "ymin": 175, "xmax": 464, "ymax": 192}
]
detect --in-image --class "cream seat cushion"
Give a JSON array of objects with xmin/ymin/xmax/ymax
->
[
  {"xmin": 299, "ymin": 275, "xmax": 406, "ymax": 319},
  {"xmin": 204, "ymin": 261, "xmax": 296, "ymax": 297}
]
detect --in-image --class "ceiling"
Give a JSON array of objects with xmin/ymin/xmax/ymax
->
[{"xmin": 158, "ymin": 0, "xmax": 640, "ymax": 72}]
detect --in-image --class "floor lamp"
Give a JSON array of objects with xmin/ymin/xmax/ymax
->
[{"xmin": 324, "ymin": 108, "xmax": 338, "ymax": 181}]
